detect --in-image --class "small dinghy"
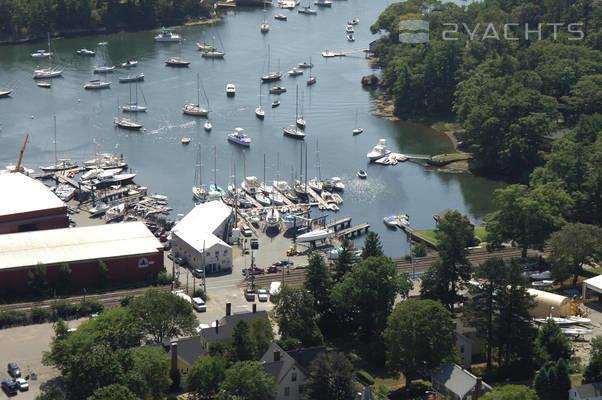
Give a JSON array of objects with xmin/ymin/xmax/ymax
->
[{"xmin": 357, "ymin": 169, "xmax": 367, "ymax": 179}]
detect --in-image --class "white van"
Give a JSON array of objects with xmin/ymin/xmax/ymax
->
[
  {"xmin": 173, "ymin": 290, "xmax": 192, "ymax": 304},
  {"xmin": 192, "ymin": 297, "xmax": 206, "ymax": 312},
  {"xmin": 269, "ymin": 281, "xmax": 281, "ymax": 298}
]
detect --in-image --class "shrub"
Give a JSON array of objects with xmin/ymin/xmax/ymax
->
[
  {"xmin": 78, "ymin": 298, "xmax": 104, "ymax": 315},
  {"xmin": 51, "ymin": 299, "xmax": 78, "ymax": 319},
  {"xmin": 411, "ymin": 243, "xmax": 427, "ymax": 257},
  {"xmin": 356, "ymin": 369, "xmax": 375, "ymax": 386},
  {"xmin": 156, "ymin": 272, "xmax": 173, "ymax": 285},
  {"xmin": 192, "ymin": 288, "xmax": 206, "ymax": 300},
  {"xmin": 169, "ymin": 369, "xmax": 181, "ymax": 392},
  {"xmin": 0, "ymin": 310, "xmax": 29, "ymax": 327},
  {"xmin": 30, "ymin": 306, "xmax": 52, "ymax": 323},
  {"xmin": 120, "ymin": 295, "xmax": 134, "ymax": 307},
  {"xmin": 403, "ymin": 254, "xmax": 412, "ymax": 261}
]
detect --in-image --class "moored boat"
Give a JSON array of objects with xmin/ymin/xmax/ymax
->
[
  {"xmin": 76, "ymin": 48, "xmax": 95, "ymax": 56},
  {"xmin": 154, "ymin": 28, "xmax": 181, "ymax": 42},
  {"xmin": 227, "ymin": 128, "xmax": 252, "ymax": 147},
  {"xmin": 121, "ymin": 60, "xmax": 138, "ymax": 68},
  {"xmin": 367, "ymin": 139, "xmax": 391, "ymax": 161},
  {"xmin": 357, "ymin": 169, "xmax": 367, "ymax": 179},
  {"xmin": 283, "ymin": 126, "xmax": 305, "ymax": 140},
  {"xmin": 114, "ymin": 117, "xmax": 143, "ymax": 130},
  {"xmin": 84, "ymin": 80, "xmax": 111, "ymax": 90},
  {"xmin": 119, "ymin": 73, "xmax": 144, "ymax": 83},
  {"xmin": 165, "ymin": 57, "xmax": 190, "ymax": 67},
  {"xmin": 94, "ymin": 65, "xmax": 115, "ymax": 73},
  {"xmin": 270, "ymin": 86, "xmax": 287, "ymax": 94}
]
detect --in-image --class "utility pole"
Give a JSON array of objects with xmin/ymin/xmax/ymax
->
[{"xmin": 171, "ymin": 258, "xmax": 175, "ymax": 291}]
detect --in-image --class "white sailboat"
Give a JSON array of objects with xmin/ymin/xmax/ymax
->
[
  {"xmin": 261, "ymin": 45, "xmax": 282, "ymax": 82},
  {"xmin": 40, "ymin": 116, "xmax": 78, "ymax": 172},
  {"xmin": 260, "ymin": 3, "xmax": 270, "ymax": 33},
  {"xmin": 121, "ymin": 81, "xmax": 147, "ymax": 113},
  {"xmin": 352, "ymin": 110, "xmax": 363, "ymax": 134},
  {"xmin": 200, "ymin": 35, "xmax": 225, "ymax": 58},
  {"xmin": 183, "ymin": 73, "xmax": 210, "ymax": 116},
  {"xmin": 33, "ymin": 33, "xmax": 63, "ymax": 79},
  {"xmin": 306, "ymin": 56, "xmax": 316, "ymax": 86},
  {"xmin": 296, "ymin": 87, "xmax": 306, "ymax": 129},
  {"xmin": 308, "ymin": 140, "xmax": 323, "ymax": 192},
  {"xmin": 256, "ymin": 82, "xmax": 265, "ymax": 119},
  {"xmin": 297, "ymin": 229, "xmax": 334, "ymax": 243},
  {"xmin": 192, "ymin": 145, "xmax": 208, "ymax": 201}
]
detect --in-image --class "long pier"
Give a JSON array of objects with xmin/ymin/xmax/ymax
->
[
  {"xmin": 336, "ymin": 222, "xmax": 370, "ymax": 239},
  {"xmin": 306, "ymin": 186, "xmax": 330, "ymax": 210},
  {"xmin": 327, "ymin": 217, "xmax": 352, "ymax": 231}
]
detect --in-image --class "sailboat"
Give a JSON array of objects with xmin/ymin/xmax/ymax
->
[
  {"xmin": 260, "ymin": 2, "xmax": 270, "ymax": 33},
  {"xmin": 306, "ymin": 56, "xmax": 316, "ymax": 86},
  {"xmin": 308, "ymin": 140, "xmax": 323, "ymax": 192},
  {"xmin": 293, "ymin": 143, "xmax": 309, "ymax": 198},
  {"xmin": 201, "ymin": 35, "xmax": 225, "ymax": 58},
  {"xmin": 192, "ymin": 145, "xmax": 208, "ymax": 201},
  {"xmin": 40, "ymin": 116, "xmax": 78, "ymax": 171},
  {"xmin": 284, "ymin": 92, "xmax": 306, "ymax": 140},
  {"xmin": 204, "ymin": 120, "xmax": 213, "ymax": 131},
  {"xmin": 121, "ymin": 81, "xmax": 147, "ymax": 112},
  {"xmin": 33, "ymin": 33, "xmax": 63, "ymax": 79},
  {"xmin": 114, "ymin": 97, "xmax": 143, "ymax": 130},
  {"xmin": 261, "ymin": 45, "xmax": 282, "ymax": 82},
  {"xmin": 255, "ymin": 82, "xmax": 265, "ymax": 119},
  {"xmin": 296, "ymin": 87, "xmax": 306, "ymax": 129},
  {"xmin": 183, "ymin": 73, "xmax": 210, "ymax": 116},
  {"xmin": 208, "ymin": 146, "xmax": 225, "ymax": 199},
  {"xmin": 352, "ymin": 110, "xmax": 363, "ymax": 134}
]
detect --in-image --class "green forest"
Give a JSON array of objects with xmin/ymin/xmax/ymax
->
[
  {"xmin": 370, "ymin": 0, "xmax": 602, "ymax": 181},
  {"xmin": 0, "ymin": 0, "xmax": 212, "ymax": 39}
]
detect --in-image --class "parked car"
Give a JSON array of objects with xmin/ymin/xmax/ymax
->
[
  {"xmin": 267, "ymin": 265, "xmax": 279, "ymax": 273},
  {"xmin": 176, "ymin": 257, "xmax": 187, "ymax": 267},
  {"xmin": 241, "ymin": 224, "xmax": 252, "ymax": 237},
  {"xmin": 192, "ymin": 297, "xmax": 206, "ymax": 312},
  {"xmin": 125, "ymin": 216, "xmax": 138, "ymax": 222},
  {"xmin": 244, "ymin": 289, "xmax": 255, "ymax": 301},
  {"xmin": 1, "ymin": 379, "xmax": 17, "ymax": 395},
  {"xmin": 242, "ymin": 266, "xmax": 265, "ymax": 276},
  {"xmin": 273, "ymin": 259, "xmax": 294, "ymax": 267},
  {"xmin": 163, "ymin": 242, "xmax": 171, "ymax": 251},
  {"xmin": 192, "ymin": 269, "xmax": 204, "ymax": 278},
  {"xmin": 15, "ymin": 378, "xmax": 29, "ymax": 391},
  {"xmin": 257, "ymin": 289, "xmax": 268, "ymax": 302},
  {"xmin": 159, "ymin": 234, "xmax": 168, "ymax": 242},
  {"xmin": 8, "ymin": 362, "xmax": 20, "ymax": 378},
  {"xmin": 167, "ymin": 253, "xmax": 175, "ymax": 261}
]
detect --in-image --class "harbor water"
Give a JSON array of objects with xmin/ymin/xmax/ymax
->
[{"xmin": 0, "ymin": 0, "xmax": 503, "ymax": 257}]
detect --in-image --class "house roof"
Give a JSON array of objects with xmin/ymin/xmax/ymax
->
[
  {"xmin": 287, "ymin": 346, "xmax": 327, "ymax": 374},
  {"xmin": 573, "ymin": 382, "xmax": 602, "ymax": 398},
  {"xmin": 168, "ymin": 336, "xmax": 206, "ymax": 366},
  {"xmin": 172, "ymin": 201, "xmax": 232, "ymax": 253},
  {"xmin": 260, "ymin": 343, "xmax": 327, "ymax": 384},
  {"xmin": 431, "ymin": 362, "xmax": 491, "ymax": 399},
  {"xmin": 201, "ymin": 310, "xmax": 269, "ymax": 343},
  {"xmin": 0, "ymin": 172, "xmax": 65, "ymax": 217}
]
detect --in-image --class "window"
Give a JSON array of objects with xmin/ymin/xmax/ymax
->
[
  {"xmin": 224, "ymin": 250, "xmax": 228, "ymax": 255},
  {"xmin": 284, "ymin": 387, "xmax": 290, "ymax": 396},
  {"xmin": 291, "ymin": 370, "xmax": 297, "ymax": 382}
]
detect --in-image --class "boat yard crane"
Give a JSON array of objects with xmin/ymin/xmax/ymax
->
[{"xmin": 11, "ymin": 134, "xmax": 29, "ymax": 173}]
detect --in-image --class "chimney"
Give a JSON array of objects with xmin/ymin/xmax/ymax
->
[
  {"xmin": 473, "ymin": 377, "xmax": 482, "ymax": 400},
  {"xmin": 170, "ymin": 342, "xmax": 178, "ymax": 373},
  {"xmin": 274, "ymin": 350, "xmax": 280, "ymax": 362},
  {"xmin": 226, "ymin": 303, "xmax": 232, "ymax": 316},
  {"xmin": 215, "ymin": 320, "xmax": 219, "ymax": 334},
  {"xmin": 253, "ymin": 303, "xmax": 257, "ymax": 313}
]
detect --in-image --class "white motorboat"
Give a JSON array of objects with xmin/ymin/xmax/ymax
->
[
  {"xmin": 226, "ymin": 84, "xmax": 236, "ymax": 96},
  {"xmin": 96, "ymin": 168, "xmax": 123, "ymax": 181},
  {"xmin": 201, "ymin": 50, "xmax": 225, "ymax": 58},
  {"xmin": 346, "ymin": 34, "xmax": 355, "ymax": 42},
  {"xmin": 197, "ymin": 43, "xmax": 216, "ymax": 51},
  {"xmin": 346, "ymin": 25, "xmax": 354, "ymax": 33},
  {"xmin": 332, "ymin": 177, "xmax": 345, "ymax": 191},
  {"xmin": 353, "ymin": 127, "xmax": 363, "ymax": 134},
  {"xmin": 154, "ymin": 28, "xmax": 181, "ymax": 42},
  {"xmin": 315, "ymin": 0, "xmax": 332, "ymax": 6},
  {"xmin": 297, "ymin": 228, "xmax": 334, "ymax": 243},
  {"xmin": 270, "ymin": 86, "xmax": 286, "ymax": 94},
  {"xmin": 288, "ymin": 68, "xmax": 303, "ymax": 76},
  {"xmin": 114, "ymin": 117, "xmax": 143, "ymax": 130},
  {"xmin": 526, "ymin": 270, "xmax": 552, "ymax": 280},
  {"xmin": 181, "ymin": 137, "xmax": 192, "ymax": 144},
  {"xmin": 89, "ymin": 202, "xmax": 110, "ymax": 216},
  {"xmin": 269, "ymin": 192, "xmax": 285, "ymax": 206},
  {"xmin": 296, "ymin": 118, "xmax": 306, "ymax": 129},
  {"xmin": 55, "ymin": 183, "xmax": 76, "ymax": 201},
  {"xmin": 81, "ymin": 168, "xmax": 102, "ymax": 181},
  {"xmin": 121, "ymin": 60, "xmax": 138, "ymax": 68},
  {"xmin": 275, "ymin": 14, "xmax": 288, "ymax": 20},
  {"xmin": 32, "ymin": 50, "xmax": 52, "ymax": 58},
  {"xmin": 384, "ymin": 216, "xmax": 398, "ymax": 228},
  {"xmin": 0, "ymin": 89, "xmax": 12, "ymax": 97},
  {"xmin": 298, "ymin": 61, "xmax": 313, "ymax": 68},
  {"xmin": 204, "ymin": 121, "xmax": 212, "ymax": 131},
  {"xmin": 266, "ymin": 208, "xmax": 280, "ymax": 229},
  {"xmin": 299, "ymin": 6, "xmax": 317, "ymax": 15},
  {"xmin": 94, "ymin": 65, "xmax": 115, "ymax": 73},
  {"xmin": 357, "ymin": 169, "xmax": 367, "ymax": 179},
  {"xmin": 242, "ymin": 176, "xmax": 262, "ymax": 195},
  {"xmin": 227, "ymin": 128, "xmax": 251, "ymax": 147},
  {"xmin": 348, "ymin": 18, "xmax": 360, "ymax": 25},
  {"xmin": 84, "ymin": 80, "xmax": 111, "ymax": 90},
  {"xmin": 165, "ymin": 57, "xmax": 190, "ymax": 67},
  {"xmin": 95, "ymin": 173, "xmax": 136, "ymax": 186},
  {"xmin": 255, "ymin": 193, "xmax": 271, "ymax": 206},
  {"xmin": 119, "ymin": 73, "xmax": 144, "ymax": 83},
  {"xmin": 273, "ymin": 180, "xmax": 291, "ymax": 192},
  {"xmin": 308, "ymin": 177, "xmax": 322, "ymax": 193},
  {"xmin": 561, "ymin": 328, "xmax": 593, "ymax": 336},
  {"xmin": 76, "ymin": 48, "xmax": 96, "ymax": 56},
  {"xmin": 283, "ymin": 126, "xmax": 306, "ymax": 140},
  {"xmin": 367, "ymin": 139, "xmax": 391, "ymax": 161}
]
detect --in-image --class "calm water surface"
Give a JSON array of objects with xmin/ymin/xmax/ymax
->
[{"xmin": 0, "ymin": 0, "xmax": 503, "ymax": 257}]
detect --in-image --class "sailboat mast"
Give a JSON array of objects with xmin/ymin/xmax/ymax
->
[
  {"xmin": 196, "ymin": 73, "xmax": 200, "ymax": 107},
  {"xmin": 199, "ymin": 145, "xmax": 203, "ymax": 187},
  {"xmin": 263, "ymin": 154, "xmax": 266, "ymax": 189},
  {"xmin": 213, "ymin": 145, "xmax": 217, "ymax": 186},
  {"xmin": 53, "ymin": 115, "xmax": 57, "ymax": 166},
  {"xmin": 295, "ymin": 85, "xmax": 299, "ymax": 120},
  {"xmin": 267, "ymin": 45, "xmax": 271, "ymax": 73},
  {"xmin": 316, "ymin": 139, "xmax": 321, "ymax": 180},
  {"xmin": 304, "ymin": 142, "xmax": 308, "ymax": 191}
]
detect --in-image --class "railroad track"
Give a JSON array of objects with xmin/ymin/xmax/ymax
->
[{"xmin": 0, "ymin": 285, "xmax": 171, "ymax": 312}]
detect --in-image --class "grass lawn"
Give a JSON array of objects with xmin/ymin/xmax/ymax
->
[
  {"xmin": 474, "ymin": 226, "xmax": 488, "ymax": 242},
  {"xmin": 431, "ymin": 153, "xmax": 472, "ymax": 163},
  {"xmin": 413, "ymin": 229, "xmax": 439, "ymax": 247},
  {"xmin": 431, "ymin": 121, "xmax": 463, "ymax": 132}
]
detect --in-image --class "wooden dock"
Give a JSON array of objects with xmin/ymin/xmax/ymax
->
[
  {"xmin": 306, "ymin": 187, "xmax": 330, "ymax": 210},
  {"xmin": 271, "ymin": 185, "xmax": 294, "ymax": 206},
  {"xmin": 244, "ymin": 193, "xmax": 263, "ymax": 208},
  {"xmin": 327, "ymin": 217, "xmax": 352, "ymax": 232},
  {"xmin": 336, "ymin": 222, "xmax": 370, "ymax": 239}
]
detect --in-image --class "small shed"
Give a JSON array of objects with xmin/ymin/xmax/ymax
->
[{"xmin": 527, "ymin": 289, "xmax": 571, "ymax": 318}]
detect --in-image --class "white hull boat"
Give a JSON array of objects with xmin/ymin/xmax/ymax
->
[
  {"xmin": 84, "ymin": 80, "xmax": 111, "ymax": 90},
  {"xmin": 94, "ymin": 65, "xmax": 115, "ymax": 73},
  {"xmin": 204, "ymin": 121, "xmax": 212, "ymax": 131},
  {"xmin": 273, "ymin": 180, "xmax": 291, "ymax": 192},
  {"xmin": 367, "ymin": 139, "xmax": 391, "ymax": 161},
  {"xmin": 266, "ymin": 208, "xmax": 280, "ymax": 229},
  {"xmin": 122, "ymin": 103, "xmax": 148, "ymax": 113},
  {"xmin": 89, "ymin": 202, "xmax": 110, "ymax": 216},
  {"xmin": 155, "ymin": 28, "xmax": 181, "ymax": 42},
  {"xmin": 183, "ymin": 104, "xmax": 210, "ymax": 116},
  {"xmin": 33, "ymin": 68, "xmax": 63, "ymax": 79},
  {"xmin": 227, "ymin": 128, "xmax": 251, "ymax": 147},
  {"xmin": 242, "ymin": 176, "xmax": 262, "ymax": 195},
  {"xmin": 119, "ymin": 73, "xmax": 144, "ymax": 83},
  {"xmin": 255, "ymin": 193, "xmax": 271, "ymax": 206},
  {"xmin": 297, "ymin": 228, "xmax": 334, "ymax": 243}
]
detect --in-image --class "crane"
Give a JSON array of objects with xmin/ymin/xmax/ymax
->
[{"xmin": 12, "ymin": 134, "xmax": 29, "ymax": 173}]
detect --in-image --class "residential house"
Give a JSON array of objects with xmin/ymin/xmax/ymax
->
[
  {"xmin": 569, "ymin": 383, "xmax": 602, "ymax": 400},
  {"xmin": 454, "ymin": 319, "xmax": 484, "ymax": 370},
  {"xmin": 431, "ymin": 362, "xmax": 492, "ymax": 400},
  {"xmin": 260, "ymin": 343, "xmax": 327, "ymax": 400},
  {"xmin": 167, "ymin": 336, "xmax": 205, "ymax": 385}
]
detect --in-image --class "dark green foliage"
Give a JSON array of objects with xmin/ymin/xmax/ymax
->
[
  {"xmin": 192, "ymin": 288, "xmax": 206, "ymax": 300},
  {"xmin": 481, "ymin": 385, "xmax": 539, "ymax": 400},
  {"xmin": 28, "ymin": 263, "xmax": 48, "ymax": 296},
  {"xmin": 275, "ymin": 337, "xmax": 301, "ymax": 351},
  {"xmin": 78, "ymin": 298, "xmax": 104, "ymax": 315},
  {"xmin": 534, "ymin": 359, "xmax": 571, "ymax": 400},
  {"xmin": 251, "ymin": 318, "xmax": 274, "ymax": 359},
  {"xmin": 51, "ymin": 299, "xmax": 78, "ymax": 319},
  {"xmin": 34, "ymin": 384, "xmax": 66, "ymax": 400},
  {"xmin": 355, "ymin": 369, "xmax": 375, "ymax": 386},
  {"xmin": 0, "ymin": 309, "xmax": 28, "ymax": 327},
  {"xmin": 361, "ymin": 232, "xmax": 384, "ymax": 259},
  {"xmin": 272, "ymin": 285, "xmax": 323, "ymax": 347},
  {"xmin": 219, "ymin": 361, "xmax": 276, "ymax": 400},
  {"xmin": 88, "ymin": 384, "xmax": 140, "ymax": 400},
  {"xmin": 303, "ymin": 352, "xmax": 354, "ymax": 400},
  {"xmin": 56, "ymin": 263, "xmax": 72, "ymax": 294},
  {"xmin": 304, "ymin": 252, "xmax": 332, "ymax": 316},
  {"xmin": 156, "ymin": 271, "xmax": 174, "ymax": 285},
  {"xmin": 120, "ymin": 295, "xmax": 134, "ymax": 307},
  {"xmin": 170, "ymin": 368, "xmax": 181, "ymax": 392},
  {"xmin": 97, "ymin": 260, "xmax": 109, "ymax": 287},
  {"xmin": 334, "ymin": 239, "xmax": 355, "ymax": 281},
  {"xmin": 549, "ymin": 223, "xmax": 602, "ymax": 286},
  {"xmin": 535, "ymin": 320, "xmax": 572, "ymax": 364},
  {"xmin": 233, "ymin": 320, "xmax": 256, "ymax": 361},
  {"xmin": 30, "ymin": 306, "xmax": 52, "ymax": 323},
  {"xmin": 186, "ymin": 355, "xmax": 227, "ymax": 399},
  {"xmin": 411, "ymin": 243, "xmax": 427, "ymax": 257},
  {"xmin": 584, "ymin": 336, "xmax": 602, "ymax": 383},
  {"xmin": 127, "ymin": 346, "xmax": 171, "ymax": 399}
]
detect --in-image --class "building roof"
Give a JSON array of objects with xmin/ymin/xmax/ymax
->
[
  {"xmin": 584, "ymin": 275, "xmax": 602, "ymax": 293},
  {"xmin": 172, "ymin": 201, "xmax": 232, "ymax": 252},
  {"xmin": 573, "ymin": 382, "xmax": 602, "ymax": 398},
  {"xmin": 0, "ymin": 173, "xmax": 64, "ymax": 217},
  {"xmin": 287, "ymin": 346, "xmax": 327, "ymax": 373},
  {"xmin": 260, "ymin": 343, "xmax": 327, "ymax": 384},
  {"xmin": 0, "ymin": 222, "xmax": 162, "ymax": 270},
  {"xmin": 168, "ymin": 336, "xmax": 206, "ymax": 366},
  {"xmin": 432, "ymin": 362, "xmax": 491, "ymax": 399},
  {"xmin": 201, "ymin": 310, "xmax": 269, "ymax": 343}
]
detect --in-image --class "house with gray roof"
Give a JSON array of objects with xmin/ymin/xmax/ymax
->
[
  {"xmin": 200, "ymin": 303, "xmax": 269, "ymax": 351},
  {"xmin": 569, "ymin": 382, "xmax": 602, "ymax": 400},
  {"xmin": 260, "ymin": 343, "xmax": 327, "ymax": 400},
  {"xmin": 431, "ymin": 362, "xmax": 491, "ymax": 400}
]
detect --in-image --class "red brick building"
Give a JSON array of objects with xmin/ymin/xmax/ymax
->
[
  {"xmin": 0, "ymin": 222, "xmax": 164, "ymax": 294},
  {"xmin": 0, "ymin": 173, "xmax": 68, "ymax": 235}
]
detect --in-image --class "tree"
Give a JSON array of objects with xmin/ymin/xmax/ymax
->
[
  {"xmin": 28, "ymin": 263, "xmax": 48, "ymax": 296},
  {"xmin": 534, "ymin": 359, "xmax": 571, "ymax": 400},
  {"xmin": 97, "ymin": 260, "xmax": 110, "ymax": 287},
  {"xmin": 549, "ymin": 223, "xmax": 602, "ymax": 287},
  {"xmin": 186, "ymin": 355, "xmax": 227, "ymax": 399},
  {"xmin": 481, "ymin": 385, "xmax": 539, "ymax": 400},
  {"xmin": 304, "ymin": 252, "xmax": 332, "ymax": 316},
  {"xmin": 331, "ymin": 256, "xmax": 412, "ymax": 338},
  {"xmin": 411, "ymin": 242, "xmax": 427, "ymax": 257},
  {"xmin": 129, "ymin": 289, "xmax": 196, "ymax": 343},
  {"xmin": 35, "ymin": 384, "xmax": 66, "ymax": 400},
  {"xmin": 361, "ymin": 232, "xmax": 384, "ymax": 259},
  {"xmin": 584, "ymin": 336, "xmax": 602, "ymax": 383},
  {"xmin": 218, "ymin": 361, "xmax": 276, "ymax": 400},
  {"xmin": 535, "ymin": 319, "xmax": 572, "ymax": 364},
  {"xmin": 303, "ymin": 352, "xmax": 354, "ymax": 400},
  {"xmin": 384, "ymin": 299, "xmax": 456, "ymax": 382},
  {"xmin": 464, "ymin": 257, "xmax": 506, "ymax": 368},
  {"xmin": 251, "ymin": 318, "xmax": 274, "ymax": 359},
  {"xmin": 127, "ymin": 346, "xmax": 171, "ymax": 399},
  {"xmin": 334, "ymin": 239, "xmax": 355, "ymax": 281},
  {"xmin": 88, "ymin": 384, "xmax": 140, "ymax": 400},
  {"xmin": 233, "ymin": 320, "xmax": 256, "ymax": 361},
  {"xmin": 272, "ymin": 285, "xmax": 323, "ymax": 346},
  {"xmin": 56, "ymin": 263, "xmax": 72, "ymax": 294}
]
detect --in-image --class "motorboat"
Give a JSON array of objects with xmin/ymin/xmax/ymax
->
[
  {"xmin": 275, "ymin": 14, "xmax": 288, "ymax": 20},
  {"xmin": 357, "ymin": 169, "xmax": 367, "ymax": 179},
  {"xmin": 154, "ymin": 28, "xmax": 181, "ymax": 42},
  {"xmin": 278, "ymin": 0, "xmax": 296, "ymax": 9},
  {"xmin": 288, "ymin": 68, "xmax": 303, "ymax": 76},
  {"xmin": 346, "ymin": 34, "xmax": 355, "ymax": 42},
  {"xmin": 89, "ymin": 202, "xmax": 110, "ymax": 216},
  {"xmin": 119, "ymin": 73, "xmax": 144, "ymax": 83},
  {"xmin": 0, "ymin": 89, "xmax": 12, "ymax": 97},
  {"xmin": 121, "ymin": 60, "xmax": 138, "ymax": 68},
  {"xmin": 561, "ymin": 328, "xmax": 593, "ymax": 337},
  {"xmin": 283, "ymin": 126, "xmax": 306, "ymax": 140},
  {"xmin": 165, "ymin": 57, "xmax": 190, "ymax": 67},
  {"xmin": 307, "ymin": 76, "xmax": 316, "ymax": 85},
  {"xmin": 322, "ymin": 50, "xmax": 345, "ymax": 57},
  {"xmin": 262, "ymin": 72, "xmax": 282, "ymax": 82},
  {"xmin": 315, "ymin": 0, "xmax": 332, "ymax": 6},
  {"xmin": 94, "ymin": 65, "xmax": 115, "ymax": 73},
  {"xmin": 348, "ymin": 18, "xmax": 360, "ymax": 25},
  {"xmin": 308, "ymin": 177, "xmax": 322, "ymax": 193},
  {"xmin": 298, "ymin": 6, "xmax": 317, "ymax": 15},
  {"xmin": 84, "ymin": 80, "xmax": 111, "ymax": 90},
  {"xmin": 297, "ymin": 229, "xmax": 334, "ymax": 243},
  {"xmin": 122, "ymin": 102, "xmax": 147, "ymax": 113},
  {"xmin": 296, "ymin": 118, "xmax": 306, "ymax": 129},
  {"xmin": 255, "ymin": 193, "xmax": 271, "ymax": 206},
  {"xmin": 226, "ymin": 84, "xmax": 236, "ymax": 96},
  {"xmin": 197, "ymin": 43, "xmax": 216, "ymax": 51},
  {"xmin": 255, "ymin": 106, "xmax": 265, "ymax": 119},
  {"xmin": 266, "ymin": 208, "xmax": 280, "ymax": 229},
  {"xmin": 81, "ymin": 168, "xmax": 103, "ymax": 181},
  {"xmin": 353, "ymin": 127, "xmax": 363, "ymax": 135},
  {"xmin": 98, "ymin": 41, "xmax": 108, "ymax": 46},
  {"xmin": 37, "ymin": 82, "xmax": 51, "ymax": 88},
  {"xmin": 298, "ymin": 61, "xmax": 313, "ymax": 68},
  {"xmin": 227, "ymin": 128, "xmax": 252, "ymax": 147},
  {"xmin": 181, "ymin": 137, "xmax": 192, "ymax": 144},
  {"xmin": 204, "ymin": 121, "xmax": 212, "ymax": 131},
  {"xmin": 114, "ymin": 117, "xmax": 143, "ymax": 130},
  {"xmin": 272, "ymin": 100, "xmax": 281, "ymax": 108},
  {"xmin": 367, "ymin": 139, "xmax": 391, "ymax": 161},
  {"xmin": 94, "ymin": 172, "xmax": 136, "ymax": 186},
  {"xmin": 270, "ymin": 86, "xmax": 287, "ymax": 94},
  {"xmin": 346, "ymin": 25, "xmax": 354, "ymax": 33},
  {"xmin": 84, "ymin": 153, "xmax": 127, "ymax": 170},
  {"xmin": 201, "ymin": 50, "xmax": 225, "ymax": 58},
  {"xmin": 242, "ymin": 176, "xmax": 262, "ymax": 195},
  {"xmin": 273, "ymin": 180, "xmax": 291, "ymax": 192},
  {"xmin": 261, "ymin": 22, "xmax": 270, "ymax": 33},
  {"xmin": 76, "ymin": 48, "xmax": 95, "ymax": 56},
  {"xmin": 32, "ymin": 50, "xmax": 52, "ymax": 58}
]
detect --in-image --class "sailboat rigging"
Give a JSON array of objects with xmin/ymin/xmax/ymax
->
[
  {"xmin": 122, "ymin": 81, "xmax": 147, "ymax": 112},
  {"xmin": 261, "ymin": 45, "xmax": 282, "ymax": 82},
  {"xmin": 183, "ymin": 73, "xmax": 210, "ymax": 116},
  {"xmin": 33, "ymin": 33, "xmax": 63, "ymax": 79},
  {"xmin": 256, "ymin": 82, "xmax": 265, "ymax": 119}
]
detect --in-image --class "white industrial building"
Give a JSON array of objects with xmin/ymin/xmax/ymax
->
[{"xmin": 171, "ymin": 201, "xmax": 233, "ymax": 273}]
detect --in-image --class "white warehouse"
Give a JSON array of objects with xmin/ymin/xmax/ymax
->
[{"xmin": 171, "ymin": 201, "xmax": 234, "ymax": 273}]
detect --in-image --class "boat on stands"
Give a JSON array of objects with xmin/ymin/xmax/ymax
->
[
  {"xmin": 297, "ymin": 228, "xmax": 334, "ymax": 243},
  {"xmin": 367, "ymin": 139, "xmax": 391, "ymax": 161},
  {"xmin": 266, "ymin": 208, "xmax": 280, "ymax": 229},
  {"xmin": 105, "ymin": 203, "xmax": 125, "ymax": 220},
  {"xmin": 89, "ymin": 202, "xmax": 110, "ymax": 216},
  {"xmin": 154, "ymin": 28, "xmax": 181, "ymax": 42},
  {"xmin": 84, "ymin": 80, "xmax": 111, "ymax": 90}
]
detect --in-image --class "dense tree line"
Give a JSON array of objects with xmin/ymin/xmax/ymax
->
[
  {"xmin": 0, "ymin": 0, "xmax": 213, "ymax": 39},
  {"xmin": 371, "ymin": 0, "xmax": 602, "ymax": 180}
]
